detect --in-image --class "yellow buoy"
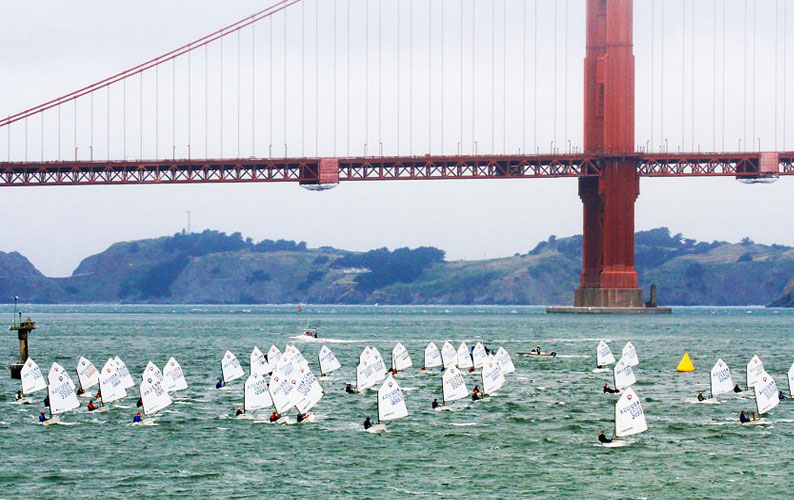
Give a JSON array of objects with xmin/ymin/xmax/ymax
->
[{"xmin": 676, "ymin": 352, "xmax": 695, "ymax": 372}]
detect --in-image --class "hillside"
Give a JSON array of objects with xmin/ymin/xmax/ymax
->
[{"xmin": 2, "ymin": 228, "xmax": 794, "ymax": 306}]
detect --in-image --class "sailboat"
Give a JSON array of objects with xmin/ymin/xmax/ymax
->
[
  {"xmin": 266, "ymin": 345, "xmax": 282, "ymax": 374},
  {"xmin": 318, "ymin": 345, "xmax": 342, "ymax": 378},
  {"xmin": 294, "ymin": 365, "xmax": 324, "ymax": 423},
  {"xmin": 457, "ymin": 342, "xmax": 473, "ymax": 372},
  {"xmin": 745, "ymin": 355, "xmax": 764, "ymax": 391},
  {"xmin": 441, "ymin": 341, "xmax": 457, "ymax": 370},
  {"xmin": 143, "ymin": 361, "xmax": 165, "ymax": 388},
  {"xmin": 613, "ymin": 356, "xmax": 637, "ymax": 392},
  {"xmin": 356, "ymin": 357, "xmax": 378, "ymax": 393},
  {"xmin": 45, "ymin": 362, "xmax": 80, "ymax": 425},
  {"xmin": 605, "ymin": 387, "xmax": 648, "ymax": 447},
  {"xmin": 18, "ymin": 357, "xmax": 47, "ymax": 405},
  {"xmin": 286, "ymin": 344, "xmax": 310, "ymax": 369},
  {"xmin": 242, "ymin": 372, "xmax": 273, "ymax": 417},
  {"xmin": 495, "ymin": 347, "xmax": 515, "ymax": 374},
  {"xmin": 390, "ymin": 342, "xmax": 412, "ymax": 375},
  {"xmin": 135, "ymin": 375, "xmax": 173, "ymax": 425},
  {"xmin": 220, "ymin": 350, "xmax": 245, "ymax": 386},
  {"xmin": 99, "ymin": 358, "xmax": 127, "ymax": 408},
  {"xmin": 422, "ymin": 342, "xmax": 442, "ymax": 373},
  {"xmin": 268, "ymin": 366, "xmax": 301, "ymax": 424},
  {"xmin": 595, "ymin": 341, "xmax": 616, "ymax": 372},
  {"xmin": 114, "ymin": 356, "xmax": 136, "ymax": 390},
  {"xmin": 162, "ymin": 357, "xmax": 188, "ymax": 392},
  {"xmin": 367, "ymin": 375, "xmax": 408, "ymax": 433},
  {"xmin": 700, "ymin": 359, "xmax": 732, "ymax": 404},
  {"xmin": 471, "ymin": 342, "xmax": 487, "ymax": 369},
  {"xmin": 250, "ymin": 347, "xmax": 269, "ymax": 377},
  {"xmin": 788, "ymin": 362, "xmax": 794, "ymax": 398},
  {"xmin": 621, "ymin": 342, "xmax": 639, "ymax": 366},
  {"xmin": 746, "ymin": 371, "xmax": 779, "ymax": 425},
  {"xmin": 481, "ymin": 355, "xmax": 505, "ymax": 396},
  {"xmin": 437, "ymin": 366, "xmax": 468, "ymax": 411},
  {"xmin": 76, "ymin": 357, "xmax": 99, "ymax": 397}
]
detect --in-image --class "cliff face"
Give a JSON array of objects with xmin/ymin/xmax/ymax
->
[{"xmin": 4, "ymin": 228, "xmax": 794, "ymax": 306}]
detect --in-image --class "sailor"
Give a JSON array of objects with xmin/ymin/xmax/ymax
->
[
  {"xmin": 87, "ymin": 400, "xmax": 98, "ymax": 411},
  {"xmin": 136, "ymin": 397, "xmax": 143, "ymax": 408},
  {"xmin": 603, "ymin": 383, "xmax": 619, "ymax": 394},
  {"xmin": 733, "ymin": 384, "xmax": 742, "ymax": 393},
  {"xmin": 598, "ymin": 431, "xmax": 612, "ymax": 444},
  {"xmin": 596, "ymin": 365, "xmax": 603, "ymax": 369},
  {"xmin": 431, "ymin": 398, "xmax": 440, "ymax": 409},
  {"xmin": 15, "ymin": 390, "xmax": 23, "ymax": 401},
  {"xmin": 533, "ymin": 344, "xmax": 541, "ymax": 354},
  {"xmin": 95, "ymin": 390, "xmax": 102, "ymax": 399},
  {"xmin": 345, "ymin": 383, "xmax": 355, "ymax": 394},
  {"xmin": 39, "ymin": 411, "xmax": 48, "ymax": 423},
  {"xmin": 296, "ymin": 411, "xmax": 308, "ymax": 423},
  {"xmin": 779, "ymin": 391, "xmax": 788, "ymax": 400},
  {"xmin": 44, "ymin": 394, "xmax": 50, "ymax": 407},
  {"xmin": 76, "ymin": 387, "xmax": 84, "ymax": 396},
  {"xmin": 739, "ymin": 411, "xmax": 751, "ymax": 424},
  {"xmin": 216, "ymin": 378, "xmax": 224, "ymax": 389},
  {"xmin": 133, "ymin": 412, "xmax": 143, "ymax": 423},
  {"xmin": 472, "ymin": 386, "xmax": 482, "ymax": 401},
  {"xmin": 269, "ymin": 410, "xmax": 281, "ymax": 422},
  {"xmin": 697, "ymin": 393, "xmax": 705, "ymax": 401},
  {"xmin": 235, "ymin": 407, "xmax": 244, "ymax": 416},
  {"xmin": 363, "ymin": 416, "xmax": 373, "ymax": 430}
]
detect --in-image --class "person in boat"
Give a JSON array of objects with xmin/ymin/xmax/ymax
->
[
  {"xmin": 531, "ymin": 344, "xmax": 541, "ymax": 355},
  {"xmin": 697, "ymin": 393, "xmax": 705, "ymax": 401},
  {"xmin": 95, "ymin": 390, "xmax": 101, "ymax": 399},
  {"xmin": 345, "ymin": 383, "xmax": 355, "ymax": 394},
  {"xmin": 87, "ymin": 400, "xmax": 98, "ymax": 411},
  {"xmin": 363, "ymin": 416, "xmax": 372, "ymax": 430},
  {"xmin": 136, "ymin": 397, "xmax": 143, "ymax": 408},
  {"xmin": 235, "ymin": 407, "xmax": 244, "ymax": 416},
  {"xmin": 472, "ymin": 386, "xmax": 482, "ymax": 401},
  {"xmin": 432, "ymin": 398, "xmax": 440, "ymax": 409},
  {"xmin": 779, "ymin": 391, "xmax": 788, "ymax": 400},
  {"xmin": 603, "ymin": 383, "xmax": 619, "ymax": 394},
  {"xmin": 39, "ymin": 411, "xmax": 48, "ymax": 423},
  {"xmin": 216, "ymin": 378, "xmax": 224, "ymax": 389},
  {"xmin": 598, "ymin": 431, "xmax": 612, "ymax": 444},
  {"xmin": 44, "ymin": 394, "xmax": 50, "ymax": 407},
  {"xmin": 133, "ymin": 412, "xmax": 143, "ymax": 423},
  {"xmin": 739, "ymin": 411, "xmax": 751, "ymax": 424},
  {"xmin": 269, "ymin": 410, "xmax": 281, "ymax": 422},
  {"xmin": 484, "ymin": 345, "xmax": 491, "ymax": 355},
  {"xmin": 596, "ymin": 365, "xmax": 603, "ymax": 369},
  {"xmin": 76, "ymin": 387, "xmax": 84, "ymax": 396},
  {"xmin": 296, "ymin": 411, "xmax": 309, "ymax": 423},
  {"xmin": 733, "ymin": 384, "xmax": 742, "ymax": 393},
  {"xmin": 15, "ymin": 390, "xmax": 23, "ymax": 401}
]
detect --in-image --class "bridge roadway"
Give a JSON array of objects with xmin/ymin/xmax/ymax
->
[{"xmin": 0, "ymin": 152, "xmax": 791, "ymax": 187}]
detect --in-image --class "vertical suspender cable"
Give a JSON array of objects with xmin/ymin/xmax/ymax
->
[
  {"xmin": 564, "ymin": 0, "xmax": 568, "ymax": 152},
  {"xmin": 74, "ymin": 100, "xmax": 78, "ymax": 160},
  {"xmin": 188, "ymin": 50, "xmax": 192, "ymax": 159},
  {"xmin": 459, "ymin": 0, "xmax": 463, "ymax": 154},
  {"xmin": 743, "ymin": 0, "xmax": 747, "ymax": 150},
  {"xmin": 284, "ymin": 7, "xmax": 287, "ymax": 157},
  {"xmin": 534, "ymin": 0, "xmax": 537, "ymax": 152},
  {"xmin": 220, "ymin": 39, "xmax": 223, "ymax": 157},
  {"xmin": 429, "ymin": 0, "xmax": 433, "ymax": 155},
  {"xmin": 124, "ymin": 79, "xmax": 127, "ymax": 159},
  {"xmin": 206, "ymin": 45, "xmax": 209, "ymax": 158},
  {"xmin": 752, "ymin": 0, "xmax": 756, "ymax": 149},
  {"xmin": 379, "ymin": 0, "xmax": 382, "ymax": 154},
  {"xmin": 25, "ymin": 117, "xmax": 28, "ymax": 162},
  {"xmin": 251, "ymin": 25, "xmax": 255, "ymax": 158},
  {"xmin": 237, "ymin": 30, "xmax": 241, "ymax": 158},
  {"xmin": 712, "ymin": 0, "xmax": 716, "ymax": 151},
  {"xmin": 503, "ymin": 0, "xmax": 506, "ymax": 153},
  {"xmin": 553, "ymin": 0, "xmax": 557, "ymax": 152},
  {"xmin": 784, "ymin": 0, "xmax": 787, "ymax": 150},
  {"xmin": 441, "ymin": 0, "xmax": 444, "ymax": 155},
  {"xmin": 472, "ymin": 0, "xmax": 475, "ymax": 154},
  {"xmin": 691, "ymin": 0, "xmax": 694, "ymax": 149},
  {"xmin": 334, "ymin": 0, "xmax": 337, "ymax": 157},
  {"xmin": 156, "ymin": 64, "xmax": 159, "ymax": 158},
  {"xmin": 410, "ymin": 0, "xmax": 413, "ymax": 155},
  {"xmin": 347, "ymin": 0, "xmax": 351, "ymax": 156},
  {"xmin": 270, "ymin": 17, "xmax": 273, "ymax": 157},
  {"xmin": 682, "ymin": 2, "xmax": 685, "ymax": 150},
  {"xmin": 140, "ymin": 73, "xmax": 143, "ymax": 159},
  {"xmin": 774, "ymin": 0, "xmax": 778, "ymax": 150},
  {"xmin": 523, "ymin": 0, "xmax": 526, "ymax": 154},
  {"xmin": 302, "ymin": 1, "xmax": 306, "ymax": 156},
  {"xmin": 661, "ymin": 1, "xmax": 664, "ymax": 150},
  {"xmin": 398, "ymin": 0, "xmax": 401, "ymax": 156},
  {"xmin": 366, "ymin": 0, "xmax": 369, "ymax": 154},
  {"xmin": 651, "ymin": 0, "xmax": 654, "ymax": 152},
  {"xmin": 45, "ymin": 108, "xmax": 48, "ymax": 161},
  {"xmin": 58, "ymin": 106, "xmax": 61, "ymax": 160},
  {"xmin": 90, "ymin": 93, "xmax": 94, "ymax": 160},
  {"xmin": 491, "ymin": 0, "xmax": 495, "ymax": 153},
  {"xmin": 173, "ymin": 59, "xmax": 176, "ymax": 159},
  {"xmin": 722, "ymin": 0, "xmax": 726, "ymax": 150}
]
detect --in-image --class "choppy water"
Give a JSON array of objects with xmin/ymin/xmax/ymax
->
[{"xmin": 3, "ymin": 305, "xmax": 794, "ymax": 498}]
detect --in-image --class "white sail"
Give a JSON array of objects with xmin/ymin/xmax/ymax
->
[
  {"xmin": 471, "ymin": 342, "xmax": 487, "ymax": 369},
  {"xmin": 495, "ymin": 347, "xmax": 515, "ymax": 374},
  {"xmin": 441, "ymin": 341, "xmax": 457, "ymax": 369},
  {"xmin": 249, "ymin": 347, "xmax": 269, "ymax": 377},
  {"xmin": 266, "ymin": 345, "xmax": 281, "ymax": 373},
  {"xmin": 596, "ymin": 341, "xmax": 616, "ymax": 366},
  {"xmin": 162, "ymin": 357, "xmax": 188, "ymax": 392},
  {"xmin": 99, "ymin": 358, "xmax": 127, "ymax": 403},
  {"xmin": 140, "ymin": 376, "xmax": 172, "ymax": 415},
  {"xmin": 359, "ymin": 346, "xmax": 372, "ymax": 364},
  {"xmin": 370, "ymin": 352, "xmax": 388, "ymax": 382},
  {"xmin": 613, "ymin": 356, "xmax": 637, "ymax": 391},
  {"xmin": 275, "ymin": 353, "xmax": 297, "ymax": 378},
  {"xmin": 76, "ymin": 356, "xmax": 99, "ymax": 391},
  {"xmin": 391, "ymin": 342, "xmax": 412, "ymax": 371},
  {"xmin": 221, "ymin": 350, "xmax": 245, "ymax": 383},
  {"xmin": 788, "ymin": 362, "xmax": 794, "ymax": 397},
  {"xmin": 457, "ymin": 342, "xmax": 473, "ymax": 369},
  {"xmin": 143, "ymin": 361, "xmax": 165, "ymax": 387},
  {"xmin": 424, "ymin": 342, "xmax": 442, "ymax": 369},
  {"xmin": 377, "ymin": 375, "xmax": 408, "ymax": 422},
  {"xmin": 268, "ymin": 369, "xmax": 301, "ymax": 413},
  {"xmin": 114, "ymin": 356, "xmax": 136, "ymax": 390},
  {"xmin": 294, "ymin": 366, "xmax": 324, "ymax": 413},
  {"xmin": 244, "ymin": 373, "xmax": 273, "ymax": 411},
  {"xmin": 481, "ymin": 355, "xmax": 505, "ymax": 394},
  {"xmin": 621, "ymin": 342, "xmax": 639, "ymax": 366},
  {"xmin": 286, "ymin": 344, "xmax": 309, "ymax": 369},
  {"xmin": 614, "ymin": 387, "xmax": 648, "ymax": 438},
  {"xmin": 710, "ymin": 359, "xmax": 733, "ymax": 396},
  {"xmin": 318, "ymin": 345, "xmax": 342, "ymax": 375},
  {"xmin": 47, "ymin": 363, "xmax": 80, "ymax": 415},
  {"xmin": 21, "ymin": 358, "xmax": 47, "ymax": 395},
  {"xmin": 754, "ymin": 372, "xmax": 780, "ymax": 415},
  {"xmin": 442, "ymin": 366, "xmax": 468, "ymax": 403},
  {"xmin": 356, "ymin": 359, "xmax": 378, "ymax": 391},
  {"xmin": 746, "ymin": 355, "xmax": 764, "ymax": 388}
]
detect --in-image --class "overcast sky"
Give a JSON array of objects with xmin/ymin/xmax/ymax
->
[{"xmin": 0, "ymin": 0, "xmax": 792, "ymax": 277}]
